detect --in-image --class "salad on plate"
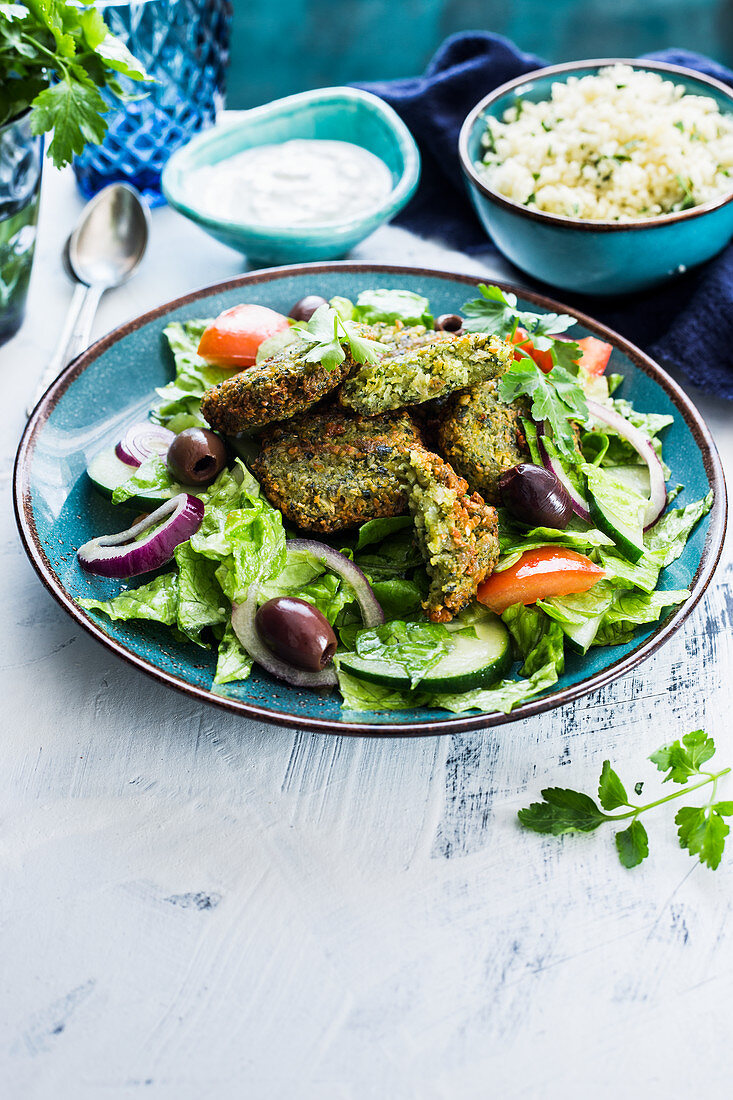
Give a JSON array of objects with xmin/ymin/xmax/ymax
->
[{"xmin": 74, "ymin": 283, "xmax": 712, "ymax": 716}]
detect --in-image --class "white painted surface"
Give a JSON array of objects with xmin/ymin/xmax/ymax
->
[{"xmin": 1, "ymin": 163, "xmax": 732, "ymax": 1100}]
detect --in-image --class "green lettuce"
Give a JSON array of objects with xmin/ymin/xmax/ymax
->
[
  {"xmin": 352, "ymin": 621, "xmax": 454, "ymax": 689},
  {"xmin": 501, "ymin": 603, "xmax": 565, "ymax": 676},
  {"xmin": 79, "ymin": 573, "xmax": 179, "ymax": 625},
  {"xmin": 433, "ymin": 660, "xmax": 561, "ymax": 714},
  {"xmin": 173, "ymin": 542, "xmax": 227, "ymax": 645},
  {"xmin": 594, "ymin": 589, "xmax": 690, "ymax": 646},
  {"xmin": 351, "ymin": 288, "xmax": 432, "ymax": 326},
  {"xmin": 154, "ymin": 319, "xmax": 236, "ymax": 429},
  {"xmin": 355, "ymin": 515, "xmax": 413, "ymax": 550},
  {"xmin": 111, "ymin": 455, "xmax": 181, "ymax": 506},
  {"xmin": 213, "ymin": 622, "xmax": 253, "ymax": 685}
]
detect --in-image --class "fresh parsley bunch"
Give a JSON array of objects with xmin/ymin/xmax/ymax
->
[
  {"xmin": 0, "ymin": 2, "xmax": 150, "ymax": 168},
  {"xmin": 519, "ymin": 730, "xmax": 732, "ymax": 870},
  {"xmin": 462, "ymin": 283, "xmax": 588, "ymax": 460}
]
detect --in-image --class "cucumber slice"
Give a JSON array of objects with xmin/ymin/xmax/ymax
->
[
  {"xmin": 583, "ymin": 463, "xmax": 646, "ymax": 564},
  {"xmin": 340, "ymin": 615, "xmax": 511, "ymax": 694},
  {"xmin": 87, "ymin": 447, "xmax": 181, "ymax": 509}
]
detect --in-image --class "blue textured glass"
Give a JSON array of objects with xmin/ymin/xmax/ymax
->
[
  {"xmin": 73, "ymin": 0, "xmax": 232, "ymax": 206},
  {"xmin": 0, "ymin": 112, "xmax": 42, "ymax": 346}
]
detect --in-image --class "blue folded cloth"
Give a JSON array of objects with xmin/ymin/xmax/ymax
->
[{"xmin": 358, "ymin": 33, "xmax": 733, "ymax": 398}]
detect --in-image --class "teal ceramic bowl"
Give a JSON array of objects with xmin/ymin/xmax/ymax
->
[
  {"xmin": 14, "ymin": 264, "xmax": 726, "ymax": 735},
  {"xmin": 459, "ymin": 59, "xmax": 733, "ymax": 296},
  {"xmin": 162, "ymin": 88, "xmax": 420, "ymax": 265}
]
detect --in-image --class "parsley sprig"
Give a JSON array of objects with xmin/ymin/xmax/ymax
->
[
  {"xmin": 461, "ymin": 284, "xmax": 588, "ymax": 460},
  {"xmin": 290, "ymin": 304, "xmax": 387, "ymax": 372},
  {"xmin": 519, "ymin": 731, "xmax": 732, "ymax": 869},
  {"xmin": 0, "ymin": 2, "xmax": 151, "ymax": 168}
]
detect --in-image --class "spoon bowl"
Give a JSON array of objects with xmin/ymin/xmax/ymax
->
[{"xmin": 69, "ymin": 183, "xmax": 150, "ymax": 288}]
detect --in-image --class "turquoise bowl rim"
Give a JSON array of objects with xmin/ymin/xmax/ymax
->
[
  {"xmin": 161, "ymin": 87, "xmax": 421, "ymax": 248},
  {"xmin": 459, "ymin": 58, "xmax": 733, "ymax": 233},
  {"xmin": 13, "ymin": 262, "xmax": 728, "ymax": 736}
]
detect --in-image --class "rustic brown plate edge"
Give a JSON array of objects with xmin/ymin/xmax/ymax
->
[{"xmin": 13, "ymin": 261, "xmax": 728, "ymax": 737}]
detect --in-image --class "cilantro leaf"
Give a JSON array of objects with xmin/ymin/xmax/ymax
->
[
  {"xmin": 649, "ymin": 730, "xmax": 716, "ymax": 784},
  {"xmin": 675, "ymin": 805, "xmax": 729, "ymax": 870},
  {"xmin": 598, "ymin": 760, "xmax": 629, "ymax": 810},
  {"xmin": 615, "ymin": 820, "xmax": 649, "ymax": 868},
  {"xmin": 462, "ymin": 284, "xmax": 521, "ymax": 335},
  {"xmin": 517, "ymin": 788, "xmax": 609, "ymax": 834}
]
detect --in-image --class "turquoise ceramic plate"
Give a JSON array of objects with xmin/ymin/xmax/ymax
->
[{"xmin": 14, "ymin": 264, "xmax": 727, "ymax": 735}]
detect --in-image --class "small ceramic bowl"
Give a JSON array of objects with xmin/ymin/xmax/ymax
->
[
  {"xmin": 458, "ymin": 59, "xmax": 733, "ymax": 296},
  {"xmin": 162, "ymin": 87, "xmax": 420, "ymax": 266}
]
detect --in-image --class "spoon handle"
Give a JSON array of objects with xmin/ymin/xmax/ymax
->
[
  {"xmin": 26, "ymin": 282, "xmax": 104, "ymax": 417},
  {"xmin": 65, "ymin": 282, "xmax": 105, "ymax": 365}
]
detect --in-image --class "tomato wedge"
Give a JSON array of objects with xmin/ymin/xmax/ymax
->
[
  {"xmin": 510, "ymin": 327, "xmax": 553, "ymax": 373},
  {"xmin": 575, "ymin": 336, "xmax": 612, "ymax": 377},
  {"xmin": 197, "ymin": 304, "xmax": 290, "ymax": 368},
  {"xmin": 511, "ymin": 329, "xmax": 612, "ymax": 378},
  {"xmin": 477, "ymin": 547, "xmax": 605, "ymax": 614}
]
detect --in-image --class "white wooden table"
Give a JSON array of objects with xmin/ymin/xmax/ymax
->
[{"xmin": 2, "ymin": 166, "xmax": 732, "ymax": 1100}]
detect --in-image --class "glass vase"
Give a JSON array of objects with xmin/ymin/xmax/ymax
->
[
  {"xmin": 0, "ymin": 111, "xmax": 42, "ymax": 347},
  {"xmin": 73, "ymin": 0, "xmax": 232, "ymax": 206}
]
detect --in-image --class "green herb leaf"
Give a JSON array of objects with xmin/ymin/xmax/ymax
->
[
  {"xmin": 675, "ymin": 805, "xmax": 729, "ymax": 869},
  {"xmin": 518, "ymin": 788, "xmax": 609, "ymax": 834},
  {"xmin": 291, "ymin": 305, "xmax": 387, "ymax": 371},
  {"xmin": 615, "ymin": 820, "xmax": 649, "ymax": 868},
  {"xmin": 498, "ymin": 358, "xmax": 588, "ymax": 459},
  {"xmin": 650, "ymin": 729, "xmax": 716, "ymax": 784},
  {"xmin": 598, "ymin": 760, "xmax": 629, "ymax": 810}
]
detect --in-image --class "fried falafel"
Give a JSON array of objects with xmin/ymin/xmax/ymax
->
[
  {"xmin": 437, "ymin": 379, "xmax": 530, "ymax": 503},
  {"xmin": 251, "ymin": 409, "xmax": 421, "ymax": 533}
]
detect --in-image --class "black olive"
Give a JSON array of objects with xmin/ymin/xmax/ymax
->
[
  {"xmin": 256, "ymin": 597, "xmax": 337, "ymax": 672},
  {"xmin": 167, "ymin": 428, "xmax": 228, "ymax": 486},
  {"xmin": 435, "ymin": 313, "xmax": 464, "ymax": 333},
  {"xmin": 498, "ymin": 463, "xmax": 573, "ymax": 529},
  {"xmin": 289, "ymin": 295, "xmax": 328, "ymax": 322}
]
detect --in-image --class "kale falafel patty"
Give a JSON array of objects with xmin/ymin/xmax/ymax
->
[
  {"xmin": 396, "ymin": 449, "xmax": 500, "ymax": 623},
  {"xmin": 200, "ymin": 341, "xmax": 355, "ymax": 434},
  {"xmin": 339, "ymin": 330, "xmax": 512, "ymax": 416},
  {"xmin": 251, "ymin": 409, "xmax": 421, "ymax": 533},
  {"xmin": 438, "ymin": 379, "xmax": 530, "ymax": 503}
]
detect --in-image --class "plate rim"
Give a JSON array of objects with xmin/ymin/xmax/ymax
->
[{"xmin": 14, "ymin": 261, "xmax": 728, "ymax": 736}]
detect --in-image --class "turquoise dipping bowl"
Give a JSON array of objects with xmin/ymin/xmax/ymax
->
[
  {"xmin": 162, "ymin": 87, "xmax": 420, "ymax": 265},
  {"xmin": 459, "ymin": 59, "xmax": 733, "ymax": 296}
]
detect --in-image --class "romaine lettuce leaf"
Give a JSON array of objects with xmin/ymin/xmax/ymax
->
[
  {"xmin": 355, "ymin": 515, "xmax": 413, "ymax": 550},
  {"xmin": 501, "ymin": 603, "xmax": 565, "ymax": 676},
  {"xmin": 433, "ymin": 660, "xmax": 561, "ymax": 714},
  {"xmin": 369, "ymin": 577, "xmax": 424, "ymax": 620},
  {"xmin": 644, "ymin": 492, "xmax": 713, "ymax": 566},
  {"xmin": 79, "ymin": 572, "xmax": 178, "ymax": 625},
  {"xmin": 173, "ymin": 541, "xmax": 227, "ymax": 645},
  {"xmin": 335, "ymin": 665, "xmax": 429, "ymax": 711},
  {"xmin": 353, "ymin": 620, "xmax": 454, "ymax": 689},
  {"xmin": 352, "ymin": 288, "xmax": 432, "ymax": 326},
  {"xmin": 593, "ymin": 589, "xmax": 690, "ymax": 646},
  {"xmin": 111, "ymin": 455, "xmax": 180, "ymax": 505},
  {"xmin": 154, "ymin": 319, "xmax": 235, "ymax": 428},
  {"xmin": 213, "ymin": 622, "xmax": 253, "ymax": 684},
  {"xmin": 538, "ymin": 581, "xmax": 616, "ymax": 652}
]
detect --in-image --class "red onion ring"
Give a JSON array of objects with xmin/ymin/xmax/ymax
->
[
  {"xmin": 585, "ymin": 400, "xmax": 667, "ymax": 529},
  {"xmin": 536, "ymin": 421, "xmax": 592, "ymax": 522},
  {"xmin": 77, "ymin": 493, "xmax": 204, "ymax": 578},
  {"xmin": 115, "ymin": 422, "xmax": 176, "ymax": 468}
]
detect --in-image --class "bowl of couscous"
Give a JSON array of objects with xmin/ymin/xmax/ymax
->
[{"xmin": 458, "ymin": 59, "xmax": 733, "ymax": 295}]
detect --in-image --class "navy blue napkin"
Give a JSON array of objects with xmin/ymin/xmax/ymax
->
[{"xmin": 358, "ymin": 33, "xmax": 733, "ymax": 398}]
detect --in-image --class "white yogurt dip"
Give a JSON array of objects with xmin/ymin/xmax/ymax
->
[{"xmin": 191, "ymin": 139, "xmax": 394, "ymax": 228}]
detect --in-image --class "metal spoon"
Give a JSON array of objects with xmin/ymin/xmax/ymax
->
[{"xmin": 27, "ymin": 183, "xmax": 150, "ymax": 415}]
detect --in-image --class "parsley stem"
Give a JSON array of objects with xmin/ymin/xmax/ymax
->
[{"xmin": 611, "ymin": 768, "xmax": 730, "ymax": 820}]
